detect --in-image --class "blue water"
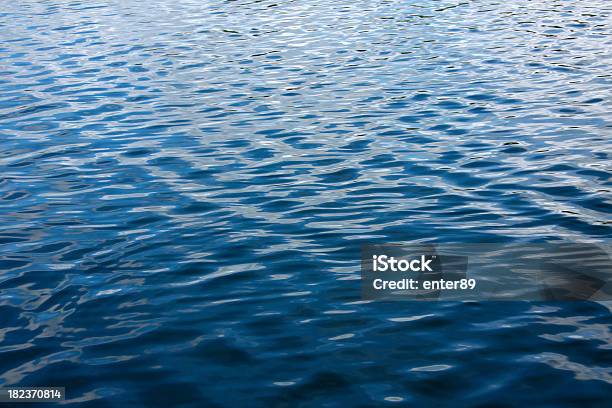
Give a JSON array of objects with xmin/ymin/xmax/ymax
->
[{"xmin": 1, "ymin": 0, "xmax": 611, "ymax": 406}]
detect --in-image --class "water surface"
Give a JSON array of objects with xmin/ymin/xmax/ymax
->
[{"xmin": 0, "ymin": 0, "xmax": 611, "ymax": 406}]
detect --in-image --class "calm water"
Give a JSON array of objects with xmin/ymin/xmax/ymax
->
[{"xmin": 1, "ymin": 0, "xmax": 611, "ymax": 406}]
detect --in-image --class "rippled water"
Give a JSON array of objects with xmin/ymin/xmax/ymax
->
[{"xmin": 1, "ymin": 0, "xmax": 611, "ymax": 406}]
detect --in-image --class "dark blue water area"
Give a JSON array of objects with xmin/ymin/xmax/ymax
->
[{"xmin": 1, "ymin": 0, "xmax": 611, "ymax": 406}]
